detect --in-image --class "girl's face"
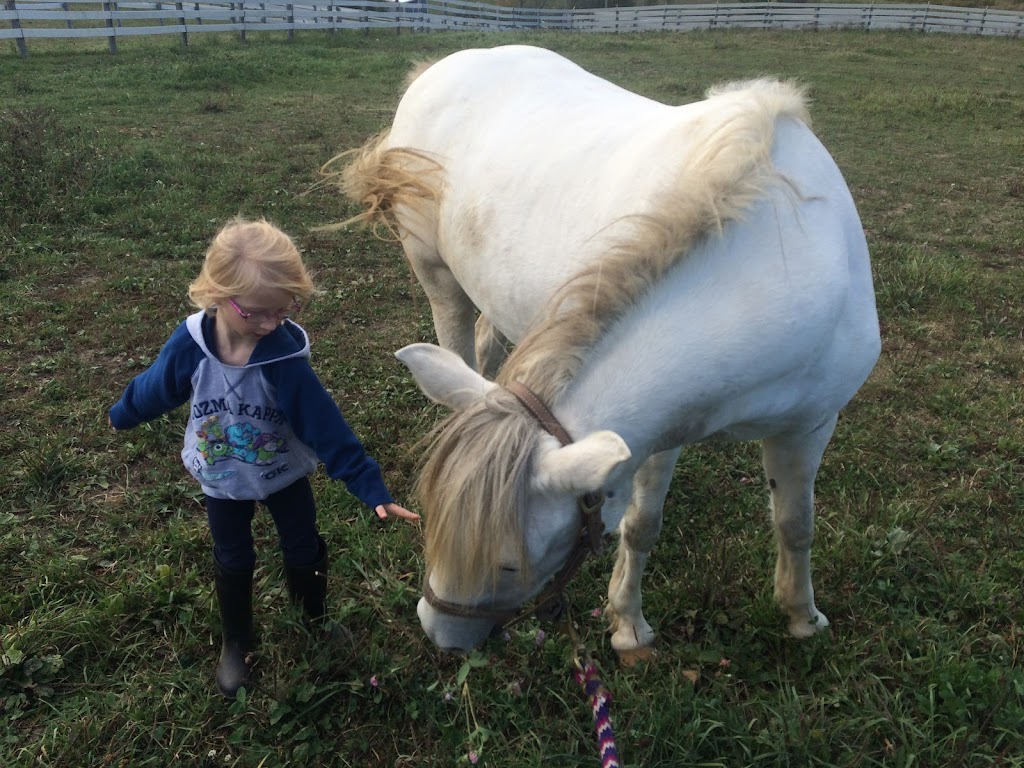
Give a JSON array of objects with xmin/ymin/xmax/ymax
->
[{"xmin": 219, "ymin": 287, "xmax": 298, "ymax": 339}]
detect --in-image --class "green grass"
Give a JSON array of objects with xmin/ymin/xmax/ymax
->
[{"xmin": 2, "ymin": 28, "xmax": 1023, "ymax": 768}]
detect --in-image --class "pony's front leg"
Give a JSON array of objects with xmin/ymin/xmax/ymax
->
[
  {"xmin": 607, "ymin": 448, "xmax": 679, "ymax": 663},
  {"xmin": 762, "ymin": 416, "xmax": 837, "ymax": 638},
  {"xmin": 403, "ymin": 246, "xmax": 478, "ymax": 369}
]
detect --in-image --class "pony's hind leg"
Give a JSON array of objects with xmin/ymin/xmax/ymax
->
[
  {"xmin": 607, "ymin": 448, "xmax": 680, "ymax": 663},
  {"xmin": 474, "ymin": 315, "xmax": 509, "ymax": 379},
  {"xmin": 761, "ymin": 416, "xmax": 838, "ymax": 638}
]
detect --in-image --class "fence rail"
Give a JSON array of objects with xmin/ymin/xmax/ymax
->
[{"xmin": 4, "ymin": 1, "xmax": 1023, "ymax": 56}]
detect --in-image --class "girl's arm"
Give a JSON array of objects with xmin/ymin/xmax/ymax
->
[
  {"xmin": 109, "ymin": 322, "xmax": 201, "ymax": 429},
  {"xmin": 270, "ymin": 359, "xmax": 417, "ymax": 520}
]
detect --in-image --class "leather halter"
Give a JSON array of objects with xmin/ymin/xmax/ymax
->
[
  {"xmin": 421, "ymin": 381, "xmax": 607, "ymax": 628},
  {"xmin": 506, "ymin": 381, "xmax": 606, "ymax": 556}
]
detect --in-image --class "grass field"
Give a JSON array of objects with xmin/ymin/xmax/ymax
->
[{"xmin": 2, "ymin": 27, "xmax": 1023, "ymax": 768}]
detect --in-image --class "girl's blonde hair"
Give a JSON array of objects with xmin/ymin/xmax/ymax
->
[{"xmin": 188, "ymin": 217, "xmax": 315, "ymax": 313}]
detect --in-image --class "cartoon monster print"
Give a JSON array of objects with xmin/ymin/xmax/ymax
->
[{"xmin": 196, "ymin": 415, "xmax": 288, "ymax": 467}]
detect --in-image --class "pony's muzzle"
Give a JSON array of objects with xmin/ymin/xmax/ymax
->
[{"xmin": 416, "ymin": 597, "xmax": 494, "ymax": 653}]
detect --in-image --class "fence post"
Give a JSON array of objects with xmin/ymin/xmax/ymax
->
[
  {"xmin": 62, "ymin": 1, "xmax": 72, "ymax": 29},
  {"xmin": 104, "ymin": 1, "xmax": 118, "ymax": 53},
  {"xmin": 237, "ymin": 1, "xmax": 246, "ymax": 42},
  {"xmin": 176, "ymin": 0, "xmax": 187, "ymax": 44},
  {"xmin": 6, "ymin": 0, "xmax": 27, "ymax": 57},
  {"xmin": 287, "ymin": 2, "xmax": 293, "ymax": 38}
]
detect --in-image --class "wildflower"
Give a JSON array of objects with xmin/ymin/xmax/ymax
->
[
  {"xmin": 509, "ymin": 680, "xmax": 522, "ymax": 696},
  {"xmin": 502, "ymin": 631, "xmax": 511, "ymax": 643},
  {"xmin": 444, "ymin": 691, "xmax": 454, "ymax": 702},
  {"xmin": 591, "ymin": 607, "xmax": 602, "ymax": 618},
  {"xmin": 719, "ymin": 658, "xmax": 731, "ymax": 668},
  {"xmin": 535, "ymin": 629, "xmax": 546, "ymax": 646},
  {"xmin": 468, "ymin": 751, "xmax": 479, "ymax": 764},
  {"xmin": 370, "ymin": 675, "xmax": 379, "ymax": 689}
]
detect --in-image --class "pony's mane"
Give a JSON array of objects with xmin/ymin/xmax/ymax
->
[
  {"xmin": 343, "ymin": 76, "xmax": 809, "ymax": 600},
  {"xmin": 496, "ymin": 78, "xmax": 809, "ymax": 404}
]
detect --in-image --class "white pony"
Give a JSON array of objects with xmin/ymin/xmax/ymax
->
[{"xmin": 333, "ymin": 45, "xmax": 880, "ymax": 657}]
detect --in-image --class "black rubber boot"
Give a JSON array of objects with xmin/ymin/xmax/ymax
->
[
  {"xmin": 284, "ymin": 537, "xmax": 351, "ymax": 643},
  {"xmin": 213, "ymin": 556, "xmax": 255, "ymax": 700}
]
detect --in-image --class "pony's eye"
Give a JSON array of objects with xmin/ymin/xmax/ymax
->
[{"xmin": 500, "ymin": 565, "xmax": 518, "ymax": 573}]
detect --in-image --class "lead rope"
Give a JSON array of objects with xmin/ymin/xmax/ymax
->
[
  {"xmin": 559, "ymin": 617, "xmax": 621, "ymax": 768},
  {"xmin": 506, "ymin": 380, "xmax": 619, "ymax": 766},
  {"xmin": 576, "ymin": 660, "xmax": 620, "ymax": 768}
]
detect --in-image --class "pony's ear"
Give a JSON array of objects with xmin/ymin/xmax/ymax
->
[
  {"xmin": 533, "ymin": 431, "xmax": 631, "ymax": 495},
  {"xmin": 395, "ymin": 343, "xmax": 497, "ymax": 410}
]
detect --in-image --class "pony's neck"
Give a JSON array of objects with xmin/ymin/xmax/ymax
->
[{"xmin": 555, "ymin": 180, "xmax": 801, "ymax": 457}]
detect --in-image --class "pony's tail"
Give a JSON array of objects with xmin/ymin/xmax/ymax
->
[{"xmin": 315, "ymin": 130, "xmax": 442, "ymax": 240}]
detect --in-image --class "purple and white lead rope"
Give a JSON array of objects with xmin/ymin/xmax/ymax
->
[{"xmin": 575, "ymin": 661, "xmax": 620, "ymax": 768}]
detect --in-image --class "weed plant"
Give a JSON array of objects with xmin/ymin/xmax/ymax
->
[{"xmin": 1, "ymin": 29, "xmax": 1022, "ymax": 768}]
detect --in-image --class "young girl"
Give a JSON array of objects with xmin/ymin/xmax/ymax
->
[{"xmin": 109, "ymin": 217, "xmax": 419, "ymax": 699}]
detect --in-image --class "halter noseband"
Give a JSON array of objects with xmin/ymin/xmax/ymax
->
[{"xmin": 421, "ymin": 381, "xmax": 607, "ymax": 628}]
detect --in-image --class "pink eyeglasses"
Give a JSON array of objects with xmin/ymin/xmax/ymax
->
[{"xmin": 226, "ymin": 298, "xmax": 301, "ymax": 324}]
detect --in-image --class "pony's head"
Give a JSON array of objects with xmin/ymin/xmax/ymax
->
[{"xmin": 397, "ymin": 344, "xmax": 632, "ymax": 652}]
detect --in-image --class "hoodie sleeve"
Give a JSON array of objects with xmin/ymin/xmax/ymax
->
[
  {"xmin": 109, "ymin": 321, "xmax": 202, "ymax": 429},
  {"xmin": 267, "ymin": 358, "xmax": 394, "ymax": 511}
]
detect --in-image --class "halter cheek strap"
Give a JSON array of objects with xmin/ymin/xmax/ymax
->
[
  {"xmin": 506, "ymin": 381, "xmax": 606, "ymax": 555},
  {"xmin": 506, "ymin": 381, "xmax": 575, "ymax": 446}
]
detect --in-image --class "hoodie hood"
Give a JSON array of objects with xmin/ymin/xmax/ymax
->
[{"xmin": 185, "ymin": 310, "xmax": 310, "ymax": 367}]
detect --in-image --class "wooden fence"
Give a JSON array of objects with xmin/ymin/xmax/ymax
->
[{"xmin": 4, "ymin": 1, "xmax": 1023, "ymax": 56}]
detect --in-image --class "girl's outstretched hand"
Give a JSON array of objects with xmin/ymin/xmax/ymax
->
[{"xmin": 375, "ymin": 502, "xmax": 420, "ymax": 522}]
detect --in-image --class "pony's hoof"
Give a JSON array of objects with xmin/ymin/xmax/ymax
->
[
  {"xmin": 616, "ymin": 645, "xmax": 657, "ymax": 667},
  {"xmin": 788, "ymin": 611, "xmax": 830, "ymax": 639}
]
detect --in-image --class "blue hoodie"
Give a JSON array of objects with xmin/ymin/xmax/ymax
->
[{"xmin": 110, "ymin": 310, "xmax": 394, "ymax": 508}]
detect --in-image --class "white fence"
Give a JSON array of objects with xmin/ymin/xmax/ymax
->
[{"xmin": 4, "ymin": 1, "xmax": 1023, "ymax": 56}]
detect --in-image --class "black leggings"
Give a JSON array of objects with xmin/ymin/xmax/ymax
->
[{"xmin": 205, "ymin": 476, "xmax": 320, "ymax": 572}]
